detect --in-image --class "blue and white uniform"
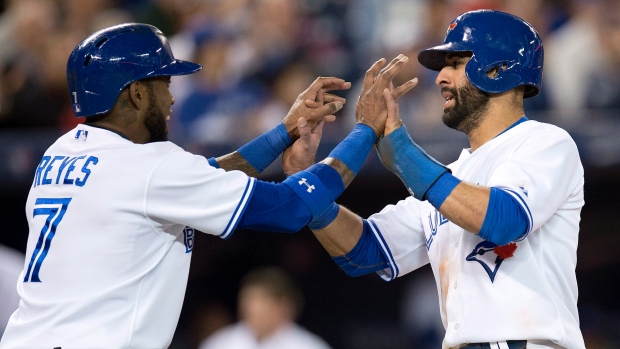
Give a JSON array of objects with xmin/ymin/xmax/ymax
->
[
  {"xmin": 1, "ymin": 124, "xmax": 254, "ymax": 348},
  {"xmin": 368, "ymin": 120, "xmax": 586, "ymax": 349}
]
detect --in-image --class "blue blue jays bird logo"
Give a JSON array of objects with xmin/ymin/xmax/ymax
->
[{"xmin": 466, "ymin": 241, "xmax": 517, "ymax": 282}]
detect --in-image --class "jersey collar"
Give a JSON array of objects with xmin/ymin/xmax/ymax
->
[{"xmin": 494, "ymin": 116, "xmax": 529, "ymax": 139}]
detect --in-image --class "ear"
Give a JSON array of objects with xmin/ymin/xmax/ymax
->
[{"xmin": 127, "ymin": 80, "xmax": 146, "ymax": 109}]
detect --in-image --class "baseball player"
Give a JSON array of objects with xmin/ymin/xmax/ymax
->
[
  {"xmin": 0, "ymin": 23, "xmax": 415, "ymax": 348},
  {"xmin": 309, "ymin": 10, "xmax": 586, "ymax": 349}
]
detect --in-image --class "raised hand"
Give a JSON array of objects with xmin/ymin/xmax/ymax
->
[
  {"xmin": 282, "ymin": 117, "xmax": 326, "ymax": 175},
  {"xmin": 282, "ymin": 77, "xmax": 351, "ymax": 140},
  {"xmin": 355, "ymin": 55, "xmax": 418, "ymax": 138}
]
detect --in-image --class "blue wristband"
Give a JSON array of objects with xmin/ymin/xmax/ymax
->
[
  {"xmin": 207, "ymin": 157, "xmax": 220, "ymax": 168},
  {"xmin": 376, "ymin": 125, "xmax": 449, "ymax": 200},
  {"xmin": 237, "ymin": 123, "xmax": 292, "ymax": 173},
  {"xmin": 328, "ymin": 124, "xmax": 377, "ymax": 175}
]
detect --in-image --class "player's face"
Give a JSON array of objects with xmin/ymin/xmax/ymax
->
[
  {"xmin": 437, "ymin": 53, "xmax": 490, "ymax": 134},
  {"xmin": 143, "ymin": 77, "xmax": 174, "ymax": 143}
]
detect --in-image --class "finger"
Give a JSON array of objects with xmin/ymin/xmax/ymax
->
[
  {"xmin": 317, "ymin": 88, "xmax": 324, "ymax": 106},
  {"xmin": 313, "ymin": 100, "xmax": 344, "ymax": 117},
  {"xmin": 383, "ymin": 88, "xmax": 402, "ymax": 136},
  {"xmin": 391, "ymin": 78, "xmax": 419, "ymax": 101},
  {"xmin": 305, "ymin": 99, "xmax": 320, "ymax": 108},
  {"xmin": 322, "ymin": 93, "xmax": 346, "ymax": 104},
  {"xmin": 362, "ymin": 58, "xmax": 386, "ymax": 93},
  {"xmin": 302, "ymin": 77, "xmax": 349, "ymax": 99},
  {"xmin": 375, "ymin": 55, "xmax": 409, "ymax": 90},
  {"xmin": 297, "ymin": 117, "xmax": 312, "ymax": 143},
  {"xmin": 323, "ymin": 81, "xmax": 352, "ymax": 93},
  {"xmin": 311, "ymin": 118, "xmax": 326, "ymax": 138},
  {"xmin": 323, "ymin": 114, "xmax": 336, "ymax": 123}
]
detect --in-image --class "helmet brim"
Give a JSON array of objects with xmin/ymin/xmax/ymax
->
[
  {"xmin": 418, "ymin": 42, "xmax": 472, "ymax": 71},
  {"xmin": 155, "ymin": 59, "xmax": 202, "ymax": 76}
]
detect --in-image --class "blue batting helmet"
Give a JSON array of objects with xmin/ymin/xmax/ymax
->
[
  {"xmin": 67, "ymin": 23, "xmax": 202, "ymax": 117},
  {"xmin": 418, "ymin": 10, "xmax": 543, "ymax": 98}
]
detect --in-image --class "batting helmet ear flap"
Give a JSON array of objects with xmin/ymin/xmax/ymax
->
[{"xmin": 465, "ymin": 54, "xmax": 528, "ymax": 95}]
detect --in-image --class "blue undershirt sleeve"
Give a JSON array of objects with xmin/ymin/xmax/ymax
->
[
  {"xmin": 478, "ymin": 187, "xmax": 530, "ymax": 246},
  {"xmin": 237, "ymin": 180, "xmax": 311, "ymax": 233},
  {"xmin": 332, "ymin": 219, "xmax": 390, "ymax": 277}
]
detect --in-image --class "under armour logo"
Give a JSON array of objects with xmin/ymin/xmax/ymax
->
[{"xmin": 298, "ymin": 178, "xmax": 315, "ymax": 193}]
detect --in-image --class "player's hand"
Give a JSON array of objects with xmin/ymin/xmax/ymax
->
[
  {"xmin": 355, "ymin": 55, "xmax": 418, "ymax": 138},
  {"xmin": 383, "ymin": 78, "xmax": 418, "ymax": 136},
  {"xmin": 282, "ymin": 117, "xmax": 325, "ymax": 175},
  {"xmin": 282, "ymin": 76, "xmax": 351, "ymax": 140}
]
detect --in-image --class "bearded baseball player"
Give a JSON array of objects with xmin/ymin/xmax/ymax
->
[
  {"xmin": 0, "ymin": 23, "xmax": 416, "ymax": 348},
  {"xmin": 310, "ymin": 10, "xmax": 585, "ymax": 349}
]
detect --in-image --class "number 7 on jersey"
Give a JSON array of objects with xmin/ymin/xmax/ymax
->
[{"xmin": 24, "ymin": 198, "xmax": 72, "ymax": 282}]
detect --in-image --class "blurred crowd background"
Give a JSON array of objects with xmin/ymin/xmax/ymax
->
[{"xmin": 1, "ymin": 0, "xmax": 620, "ymax": 348}]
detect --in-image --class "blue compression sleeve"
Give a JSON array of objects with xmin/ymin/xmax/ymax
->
[
  {"xmin": 237, "ymin": 180, "xmax": 311, "ymax": 233},
  {"xmin": 237, "ymin": 123, "xmax": 292, "ymax": 173},
  {"xmin": 376, "ymin": 125, "xmax": 449, "ymax": 200},
  {"xmin": 327, "ymin": 123, "xmax": 377, "ymax": 175},
  {"xmin": 333, "ymin": 219, "xmax": 389, "ymax": 277},
  {"xmin": 426, "ymin": 172, "xmax": 461, "ymax": 208},
  {"xmin": 305, "ymin": 163, "xmax": 345, "ymax": 201},
  {"xmin": 478, "ymin": 187, "xmax": 530, "ymax": 246}
]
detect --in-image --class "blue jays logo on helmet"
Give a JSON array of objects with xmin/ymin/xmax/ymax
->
[
  {"xmin": 418, "ymin": 10, "xmax": 543, "ymax": 98},
  {"xmin": 66, "ymin": 23, "xmax": 202, "ymax": 117}
]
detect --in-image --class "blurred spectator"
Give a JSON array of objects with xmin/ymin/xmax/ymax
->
[
  {"xmin": 0, "ymin": 0, "xmax": 134, "ymax": 130},
  {"xmin": 171, "ymin": 26, "xmax": 269, "ymax": 147},
  {"xmin": 0, "ymin": 0, "xmax": 62, "ymax": 128},
  {"xmin": 543, "ymin": 0, "xmax": 604, "ymax": 118},
  {"xmin": 584, "ymin": 0, "xmax": 620, "ymax": 110},
  {"xmin": 0, "ymin": 244, "xmax": 23, "ymax": 337},
  {"xmin": 198, "ymin": 266, "xmax": 331, "ymax": 349}
]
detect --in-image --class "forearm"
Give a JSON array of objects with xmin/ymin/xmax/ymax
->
[
  {"xmin": 209, "ymin": 123, "xmax": 291, "ymax": 176},
  {"xmin": 436, "ymin": 181, "xmax": 489, "ymax": 233},
  {"xmin": 429, "ymin": 175, "xmax": 529, "ymax": 245},
  {"xmin": 210, "ymin": 152, "xmax": 260, "ymax": 177},
  {"xmin": 312, "ymin": 205, "xmax": 363, "ymax": 256}
]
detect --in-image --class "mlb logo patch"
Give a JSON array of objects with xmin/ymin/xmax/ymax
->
[{"xmin": 75, "ymin": 130, "xmax": 88, "ymax": 141}]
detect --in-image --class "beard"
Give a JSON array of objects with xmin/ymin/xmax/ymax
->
[
  {"xmin": 442, "ymin": 81, "xmax": 490, "ymax": 135},
  {"xmin": 143, "ymin": 86, "xmax": 168, "ymax": 142}
]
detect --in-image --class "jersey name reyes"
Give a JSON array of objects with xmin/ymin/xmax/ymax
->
[{"xmin": 32, "ymin": 155, "xmax": 99, "ymax": 188}]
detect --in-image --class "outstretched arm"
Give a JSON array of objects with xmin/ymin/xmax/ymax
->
[{"xmin": 237, "ymin": 55, "xmax": 416, "ymax": 236}]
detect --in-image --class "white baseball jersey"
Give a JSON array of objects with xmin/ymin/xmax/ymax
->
[
  {"xmin": 0, "ymin": 124, "xmax": 255, "ymax": 349},
  {"xmin": 368, "ymin": 120, "xmax": 585, "ymax": 349}
]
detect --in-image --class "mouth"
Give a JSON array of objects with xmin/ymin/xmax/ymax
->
[{"xmin": 442, "ymin": 91, "xmax": 455, "ymax": 109}]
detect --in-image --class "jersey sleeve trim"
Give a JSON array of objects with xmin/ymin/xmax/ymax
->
[
  {"xmin": 499, "ymin": 187, "xmax": 533, "ymax": 241},
  {"xmin": 220, "ymin": 177, "xmax": 256, "ymax": 240},
  {"xmin": 368, "ymin": 219, "xmax": 400, "ymax": 281}
]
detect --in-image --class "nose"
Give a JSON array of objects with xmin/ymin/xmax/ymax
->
[{"xmin": 435, "ymin": 66, "xmax": 451, "ymax": 87}]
